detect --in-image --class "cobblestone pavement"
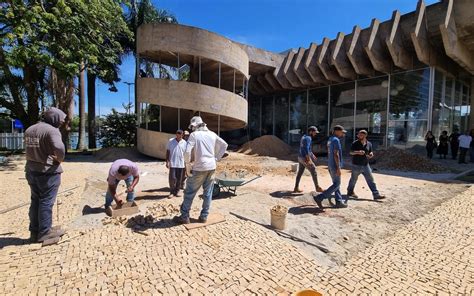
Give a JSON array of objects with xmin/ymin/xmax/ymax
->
[
  {"xmin": 0, "ymin": 157, "xmax": 472, "ymax": 295},
  {"xmin": 315, "ymin": 187, "xmax": 473, "ymax": 295}
]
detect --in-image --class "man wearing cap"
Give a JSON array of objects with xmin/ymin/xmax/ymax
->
[
  {"xmin": 173, "ymin": 116, "xmax": 228, "ymax": 224},
  {"xmin": 166, "ymin": 129, "xmax": 187, "ymax": 197},
  {"xmin": 347, "ymin": 130, "xmax": 385, "ymax": 200},
  {"xmin": 294, "ymin": 126, "xmax": 323, "ymax": 193},
  {"xmin": 314, "ymin": 125, "xmax": 348, "ymax": 209}
]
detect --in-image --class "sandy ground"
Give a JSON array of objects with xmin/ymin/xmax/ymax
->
[{"xmin": 0, "ymin": 151, "xmax": 471, "ymax": 270}]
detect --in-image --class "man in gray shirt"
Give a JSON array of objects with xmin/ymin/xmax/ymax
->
[{"xmin": 25, "ymin": 107, "xmax": 67, "ymax": 243}]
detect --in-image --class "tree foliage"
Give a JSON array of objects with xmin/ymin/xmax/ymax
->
[
  {"xmin": 99, "ymin": 105, "xmax": 136, "ymax": 148},
  {"xmin": 0, "ymin": 0, "xmax": 132, "ymax": 127}
]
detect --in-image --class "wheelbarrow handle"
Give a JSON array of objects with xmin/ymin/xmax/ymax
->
[{"xmin": 240, "ymin": 175, "xmax": 262, "ymax": 186}]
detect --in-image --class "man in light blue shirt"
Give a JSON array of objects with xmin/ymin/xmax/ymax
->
[
  {"xmin": 294, "ymin": 126, "xmax": 323, "ymax": 193},
  {"xmin": 314, "ymin": 125, "xmax": 348, "ymax": 209}
]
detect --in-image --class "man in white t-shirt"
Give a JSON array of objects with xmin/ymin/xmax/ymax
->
[
  {"xmin": 173, "ymin": 116, "xmax": 228, "ymax": 224},
  {"xmin": 458, "ymin": 130, "xmax": 472, "ymax": 164},
  {"xmin": 166, "ymin": 130, "xmax": 187, "ymax": 197}
]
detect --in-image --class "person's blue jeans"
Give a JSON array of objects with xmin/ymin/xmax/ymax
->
[
  {"xmin": 26, "ymin": 171, "xmax": 61, "ymax": 237},
  {"xmin": 105, "ymin": 175, "xmax": 135, "ymax": 208},
  {"xmin": 319, "ymin": 167, "xmax": 343, "ymax": 203},
  {"xmin": 180, "ymin": 170, "xmax": 215, "ymax": 219},
  {"xmin": 470, "ymin": 147, "xmax": 474, "ymax": 163},
  {"xmin": 347, "ymin": 164, "xmax": 380, "ymax": 197}
]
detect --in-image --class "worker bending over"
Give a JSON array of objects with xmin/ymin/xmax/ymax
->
[{"xmin": 105, "ymin": 159, "xmax": 140, "ymax": 215}]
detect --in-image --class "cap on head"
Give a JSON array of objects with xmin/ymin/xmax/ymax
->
[
  {"xmin": 333, "ymin": 125, "xmax": 347, "ymax": 133},
  {"xmin": 358, "ymin": 129, "xmax": 368, "ymax": 135},
  {"xmin": 189, "ymin": 116, "xmax": 205, "ymax": 130},
  {"xmin": 308, "ymin": 126, "xmax": 319, "ymax": 133},
  {"xmin": 176, "ymin": 129, "xmax": 183, "ymax": 134}
]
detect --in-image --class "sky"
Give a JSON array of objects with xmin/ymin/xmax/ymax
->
[{"xmin": 89, "ymin": 0, "xmax": 438, "ymax": 116}]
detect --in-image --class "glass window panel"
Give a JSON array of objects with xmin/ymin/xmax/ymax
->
[
  {"xmin": 308, "ymin": 87, "xmax": 329, "ymax": 150},
  {"xmin": 160, "ymin": 106, "xmax": 178, "ymax": 133},
  {"xmin": 261, "ymin": 96, "xmax": 274, "ymax": 136},
  {"xmin": 248, "ymin": 96, "xmax": 261, "ymax": 139},
  {"xmin": 289, "ymin": 91, "xmax": 307, "ymax": 145},
  {"xmin": 461, "ymin": 84, "xmax": 470, "ymax": 132},
  {"xmin": 355, "ymin": 76, "xmax": 388, "ymax": 149},
  {"xmin": 389, "ymin": 68, "xmax": 430, "ymax": 120},
  {"xmin": 274, "ymin": 93, "xmax": 289, "ymax": 143},
  {"xmin": 445, "ymin": 77, "xmax": 454, "ymax": 133},
  {"xmin": 330, "ymin": 82, "xmax": 355, "ymax": 151},
  {"xmin": 431, "ymin": 70, "xmax": 447, "ymax": 137},
  {"xmin": 453, "ymin": 81, "xmax": 462, "ymax": 132},
  {"xmin": 147, "ymin": 104, "xmax": 160, "ymax": 131}
]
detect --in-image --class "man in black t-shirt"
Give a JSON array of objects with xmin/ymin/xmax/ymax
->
[{"xmin": 347, "ymin": 130, "xmax": 385, "ymax": 200}]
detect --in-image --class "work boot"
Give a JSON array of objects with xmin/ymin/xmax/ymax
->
[
  {"xmin": 347, "ymin": 191, "xmax": 358, "ymax": 198},
  {"xmin": 374, "ymin": 195, "xmax": 386, "ymax": 200},
  {"xmin": 105, "ymin": 206, "xmax": 113, "ymax": 217},
  {"xmin": 335, "ymin": 201, "xmax": 348, "ymax": 208},
  {"xmin": 293, "ymin": 188, "xmax": 303, "ymax": 193},
  {"xmin": 172, "ymin": 215, "xmax": 190, "ymax": 225},
  {"xmin": 37, "ymin": 227, "xmax": 65, "ymax": 243},
  {"xmin": 29, "ymin": 232, "xmax": 38, "ymax": 243},
  {"xmin": 313, "ymin": 194, "xmax": 324, "ymax": 209},
  {"xmin": 316, "ymin": 186, "xmax": 324, "ymax": 193},
  {"xmin": 198, "ymin": 217, "xmax": 207, "ymax": 223}
]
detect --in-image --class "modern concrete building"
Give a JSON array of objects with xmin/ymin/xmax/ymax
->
[{"xmin": 137, "ymin": 0, "xmax": 473, "ymax": 158}]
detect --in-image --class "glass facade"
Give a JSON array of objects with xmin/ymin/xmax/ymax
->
[{"xmin": 247, "ymin": 67, "xmax": 471, "ymax": 153}]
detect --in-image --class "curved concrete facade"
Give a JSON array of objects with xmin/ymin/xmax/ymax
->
[
  {"xmin": 137, "ymin": 23, "xmax": 251, "ymax": 159},
  {"xmin": 138, "ymin": 23, "xmax": 249, "ymax": 78},
  {"xmin": 137, "ymin": 78, "xmax": 247, "ymax": 128}
]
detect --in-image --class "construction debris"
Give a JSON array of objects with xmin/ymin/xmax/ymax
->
[
  {"xmin": 373, "ymin": 147, "xmax": 446, "ymax": 173},
  {"xmin": 237, "ymin": 135, "xmax": 294, "ymax": 158},
  {"xmin": 101, "ymin": 203, "xmax": 180, "ymax": 227}
]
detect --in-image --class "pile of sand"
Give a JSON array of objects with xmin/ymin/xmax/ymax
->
[
  {"xmin": 237, "ymin": 135, "xmax": 293, "ymax": 158},
  {"xmin": 373, "ymin": 147, "xmax": 447, "ymax": 173},
  {"xmin": 94, "ymin": 147, "xmax": 144, "ymax": 162}
]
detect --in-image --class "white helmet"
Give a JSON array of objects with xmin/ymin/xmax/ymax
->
[{"xmin": 189, "ymin": 116, "xmax": 205, "ymax": 130}]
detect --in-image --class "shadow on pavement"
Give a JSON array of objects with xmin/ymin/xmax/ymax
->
[
  {"xmin": 0, "ymin": 237, "xmax": 30, "ymax": 249},
  {"xmin": 289, "ymin": 205, "xmax": 324, "ymax": 215}
]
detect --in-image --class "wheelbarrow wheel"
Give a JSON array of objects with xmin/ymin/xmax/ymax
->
[{"xmin": 212, "ymin": 183, "xmax": 220, "ymax": 198}]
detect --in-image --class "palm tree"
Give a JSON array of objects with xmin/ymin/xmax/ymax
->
[{"xmin": 85, "ymin": 0, "xmax": 177, "ymax": 148}]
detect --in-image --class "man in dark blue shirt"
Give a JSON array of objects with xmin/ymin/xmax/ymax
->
[
  {"xmin": 294, "ymin": 126, "xmax": 323, "ymax": 193},
  {"xmin": 347, "ymin": 130, "xmax": 385, "ymax": 200},
  {"xmin": 314, "ymin": 125, "xmax": 347, "ymax": 209}
]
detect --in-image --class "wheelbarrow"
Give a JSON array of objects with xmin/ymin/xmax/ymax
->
[{"xmin": 212, "ymin": 175, "xmax": 262, "ymax": 198}]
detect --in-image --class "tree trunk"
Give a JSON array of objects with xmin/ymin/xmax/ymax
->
[
  {"xmin": 57, "ymin": 77, "xmax": 75, "ymax": 153},
  {"xmin": 87, "ymin": 72, "xmax": 97, "ymax": 149},
  {"xmin": 77, "ymin": 64, "xmax": 86, "ymax": 150}
]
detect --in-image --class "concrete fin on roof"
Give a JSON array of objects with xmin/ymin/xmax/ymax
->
[
  {"xmin": 272, "ymin": 54, "xmax": 293, "ymax": 89},
  {"xmin": 282, "ymin": 50, "xmax": 304, "ymax": 87},
  {"xmin": 347, "ymin": 25, "xmax": 376, "ymax": 76},
  {"xmin": 386, "ymin": 10, "xmax": 414, "ymax": 70},
  {"xmin": 264, "ymin": 71, "xmax": 283, "ymax": 90},
  {"xmin": 293, "ymin": 47, "xmax": 318, "ymax": 86},
  {"xmin": 256, "ymin": 75, "xmax": 273, "ymax": 93},
  {"xmin": 304, "ymin": 42, "xmax": 328, "ymax": 84},
  {"xmin": 364, "ymin": 18, "xmax": 393, "ymax": 73},
  {"xmin": 316, "ymin": 38, "xmax": 344, "ymax": 82},
  {"xmin": 439, "ymin": 0, "xmax": 474, "ymax": 74},
  {"xmin": 330, "ymin": 32, "xmax": 357, "ymax": 80}
]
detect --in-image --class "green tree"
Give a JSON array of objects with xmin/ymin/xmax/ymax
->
[
  {"xmin": 0, "ymin": 0, "xmax": 132, "ymax": 132},
  {"xmin": 99, "ymin": 104, "xmax": 136, "ymax": 148}
]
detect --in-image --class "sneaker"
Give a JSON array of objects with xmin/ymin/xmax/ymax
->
[
  {"xmin": 313, "ymin": 194, "xmax": 324, "ymax": 209},
  {"xmin": 347, "ymin": 192, "xmax": 358, "ymax": 198},
  {"xmin": 37, "ymin": 227, "xmax": 66, "ymax": 243},
  {"xmin": 293, "ymin": 188, "xmax": 303, "ymax": 193},
  {"xmin": 316, "ymin": 186, "xmax": 324, "ymax": 193},
  {"xmin": 198, "ymin": 217, "xmax": 207, "ymax": 223},
  {"xmin": 172, "ymin": 215, "xmax": 190, "ymax": 225},
  {"xmin": 374, "ymin": 195, "xmax": 386, "ymax": 200},
  {"xmin": 335, "ymin": 201, "xmax": 348, "ymax": 208}
]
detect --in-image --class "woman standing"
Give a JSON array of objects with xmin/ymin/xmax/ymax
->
[
  {"xmin": 425, "ymin": 131, "xmax": 437, "ymax": 159},
  {"xmin": 437, "ymin": 131, "xmax": 449, "ymax": 159}
]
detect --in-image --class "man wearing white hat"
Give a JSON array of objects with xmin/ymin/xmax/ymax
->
[{"xmin": 173, "ymin": 116, "xmax": 228, "ymax": 224}]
